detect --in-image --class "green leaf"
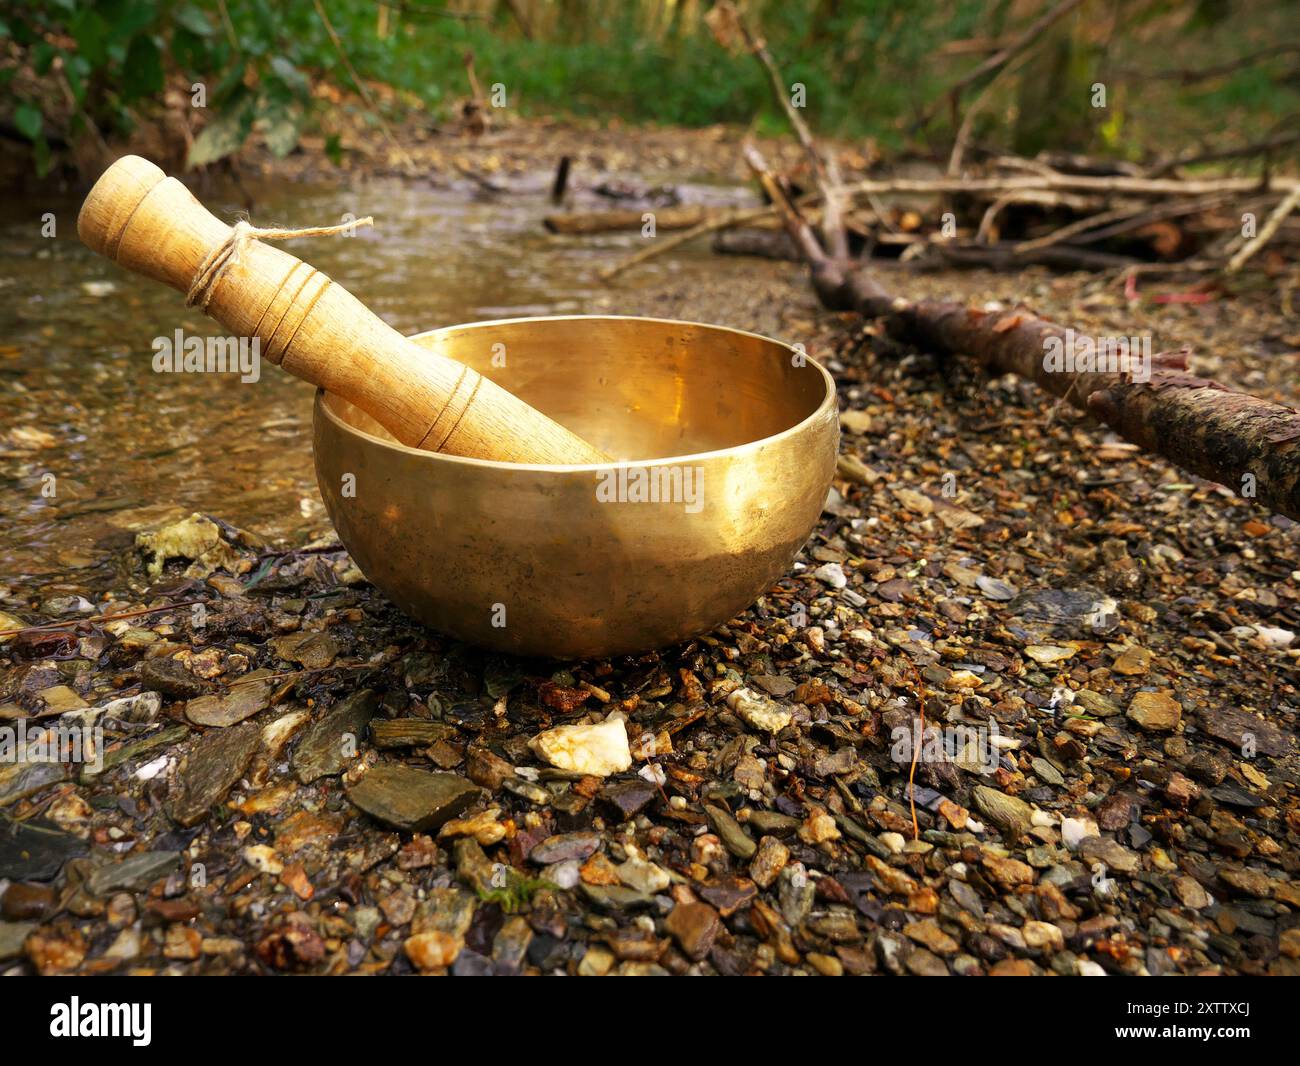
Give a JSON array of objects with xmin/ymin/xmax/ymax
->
[
  {"xmin": 269, "ymin": 56, "xmax": 310, "ymax": 98},
  {"xmin": 174, "ymin": 4, "xmax": 214, "ymax": 37},
  {"xmin": 33, "ymin": 135, "xmax": 53, "ymax": 178},
  {"xmin": 32, "ymin": 42, "xmax": 55, "ymax": 75},
  {"xmin": 62, "ymin": 52, "xmax": 88, "ymax": 105},
  {"xmin": 212, "ymin": 61, "xmax": 248, "ymax": 103},
  {"xmin": 70, "ymin": 9, "xmax": 110, "ymax": 68},
  {"xmin": 261, "ymin": 107, "xmax": 301, "ymax": 158},
  {"xmin": 122, "ymin": 33, "xmax": 164, "ymax": 99},
  {"xmin": 13, "ymin": 103, "xmax": 42, "ymax": 141},
  {"xmin": 324, "ymin": 133, "xmax": 343, "ymax": 166},
  {"xmin": 187, "ymin": 105, "xmax": 250, "ymax": 169}
]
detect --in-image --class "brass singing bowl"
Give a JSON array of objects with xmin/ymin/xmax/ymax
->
[{"xmin": 314, "ymin": 315, "xmax": 839, "ymax": 659}]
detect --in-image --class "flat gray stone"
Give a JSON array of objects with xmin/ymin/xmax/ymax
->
[
  {"xmin": 347, "ymin": 764, "xmax": 479, "ymax": 833},
  {"xmin": 0, "ymin": 921, "xmax": 35, "ymax": 961},
  {"xmin": 88, "ymin": 850, "xmax": 180, "ymax": 895},
  {"xmin": 294, "ymin": 689, "xmax": 379, "ymax": 783},
  {"xmin": 169, "ymin": 721, "xmax": 262, "ymax": 827}
]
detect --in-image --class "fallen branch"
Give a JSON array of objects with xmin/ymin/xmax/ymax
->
[
  {"xmin": 598, "ymin": 202, "xmax": 804, "ymax": 281},
  {"xmin": 1012, "ymin": 192, "xmax": 1235, "ymax": 254},
  {"xmin": 544, "ymin": 205, "xmax": 711, "ymax": 235},
  {"xmin": 1145, "ymin": 129, "xmax": 1300, "ymax": 179},
  {"xmin": 839, "ymin": 172, "xmax": 1296, "ymax": 199},
  {"xmin": 1225, "ymin": 186, "xmax": 1300, "ymax": 274},
  {"xmin": 914, "ymin": 0, "xmax": 1086, "ymax": 132},
  {"xmin": 712, "ymin": 226, "xmax": 801, "ymax": 261},
  {"xmin": 710, "ymin": 1, "xmax": 848, "ymax": 260},
  {"xmin": 746, "ymin": 144, "xmax": 1300, "ymax": 521}
]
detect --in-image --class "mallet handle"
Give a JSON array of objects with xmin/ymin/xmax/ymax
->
[{"xmin": 78, "ymin": 156, "xmax": 608, "ymax": 464}]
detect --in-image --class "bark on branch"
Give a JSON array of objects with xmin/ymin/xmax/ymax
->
[{"xmin": 746, "ymin": 146, "xmax": 1300, "ymax": 521}]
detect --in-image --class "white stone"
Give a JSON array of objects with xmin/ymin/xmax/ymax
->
[
  {"xmin": 529, "ymin": 715, "xmax": 631, "ymax": 777},
  {"xmin": 813, "ymin": 562, "xmax": 847, "ymax": 589},
  {"xmin": 725, "ymin": 688, "xmax": 792, "ymax": 734},
  {"xmin": 1061, "ymin": 815, "xmax": 1099, "ymax": 851}
]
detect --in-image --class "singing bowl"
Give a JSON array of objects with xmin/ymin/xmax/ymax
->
[{"xmin": 313, "ymin": 315, "xmax": 839, "ymax": 659}]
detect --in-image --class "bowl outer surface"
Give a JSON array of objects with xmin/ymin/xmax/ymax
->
[{"xmin": 314, "ymin": 316, "xmax": 839, "ymax": 658}]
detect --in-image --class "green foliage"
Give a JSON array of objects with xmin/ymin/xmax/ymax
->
[
  {"xmin": 475, "ymin": 869, "xmax": 556, "ymax": 915},
  {"xmin": 2, "ymin": 0, "xmax": 319, "ymax": 171},
  {"xmin": 2, "ymin": 0, "xmax": 1297, "ymax": 174}
]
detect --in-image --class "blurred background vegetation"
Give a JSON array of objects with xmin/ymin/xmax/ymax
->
[{"xmin": 1, "ymin": 0, "xmax": 1297, "ymax": 176}]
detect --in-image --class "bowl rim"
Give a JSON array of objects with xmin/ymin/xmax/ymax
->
[{"xmin": 315, "ymin": 314, "xmax": 838, "ymax": 472}]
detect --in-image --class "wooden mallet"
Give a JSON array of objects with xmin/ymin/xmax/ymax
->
[{"xmin": 77, "ymin": 155, "xmax": 609, "ymax": 464}]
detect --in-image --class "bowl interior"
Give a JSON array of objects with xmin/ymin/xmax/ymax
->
[{"xmin": 323, "ymin": 315, "xmax": 829, "ymax": 461}]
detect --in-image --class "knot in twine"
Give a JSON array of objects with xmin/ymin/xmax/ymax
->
[{"xmin": 185, "ymin": 216, "xmax": 374, "ymax": 310}]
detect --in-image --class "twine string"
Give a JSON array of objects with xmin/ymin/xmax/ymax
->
[{"xmin": 185, "ymin": 216, "xmax": 374, "ymax": 310}]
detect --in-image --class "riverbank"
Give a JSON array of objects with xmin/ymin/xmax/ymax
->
[{"xmin": 2, "ymin": 117, "xmax": 1299, "ymax": 975}]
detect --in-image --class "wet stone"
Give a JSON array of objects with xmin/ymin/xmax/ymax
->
[
  {"xmin": 1209, "ymin": 784, "xmax": 1264, "ymax": 809},
  {"xmin": 0, "ymin": 819, "xmax": 87, "ymax": 881},
  {"xmin": 0, "ymin": 762, "xmax": 67, "ymax": 808},
  {"xmin": 139, "ymin": 657, "xmax": 209, "ymax": 700},
  {"xmin": 1198, "ymin": 707, "xmax": 1289, "ymax": 757},
  {"xmin": 169, "ymin": 721, "xmax": 262, "ymax": 827},
  {"xmin": 1074, "ymin": 689, "xmax": 1121, "ymax": 718},
  {"xmin": 664, "ymin": 901, "xmax": 720, "ymax": 960},
  {"xmin": 530, "ymin": 831, "xmax": 601, "ymax": 865},
  {"xmin": 750, "ymin": 835, "xmax": 789, "ymax": 888},
  {"xmin": 0, "ymin": 921, "xmax": 36, "ymax": 961},
  {"xmin": 87, "ymin": 851, "xmax": 180, "ymax": 895},
  {"xmin": 1031, "ymin": 757, "xmax": 1064, "ymax": 787},
  {"xmin": 1078, "ymin": 836, "xmax": 1139, "ymax": 874},
  {"xmin": 580, "ymin": 884, "xmax": 656, "ymax": 911},
  {"xmin": 705, "ymin": 804, "xmax": 757, "ymax": 859},
  {"xmin": 972, "ymin": 785, "xmax": 1034, "ymax": 838},
  {"xmin": 294, "ymin": 689, "xmax": 379, "ymax": 783},
  {"xmin": 1, "ymin": 882, "xmax": 57, "ymax": 921},
  {"xmin": 492, "ymin": 915, "xmax": 533, "ymax": 975},
  {"xmin": 185, "ymin": 676, "xmax": 273, "ymax": 728},
  {"xmin": 698, "ymin": 878, "xmax": 757, "ymax": 917},
  {"xmin": 598, "ymin": 778, "xmax": 658, "ymax": 821},
  {"xmin": 346, "ymin": 765, "xmax": 479, "ymax": 833},
  {"xmin": 1127, "ymin": 691, "xmax": 1181, "ymax": 732}
]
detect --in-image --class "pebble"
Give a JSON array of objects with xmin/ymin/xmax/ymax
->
[
  {"xmin": 529, "ymin": 715, "xmax": 631, "ymax": 777},
  {"xmin": 976, "ymin": 576, "xmax": 1018, "ymax": 601},
  {"xmin": 704, "ymin": 804, "xmax": 757, "ymax": 859},
  {"xmin": 664, "ymin": 901, "xmax": 720, "ymax": 960},
  {"xmin": 725, "ymin": 688, "xmax": 791, "ymax": 734},
  {"xmin": 531, "ymin": 831, "xmax": 601, "ymax": 865},
  {"xmin": 972, "ymin": 785, "xmax": 1034, "ymax": 838},
  {"xmin": 169, "ymin": 722, "xmax": 262, "ymax": 827},
  {"xmin": 139, "ymin": 657, "xmax": 209, "ymax": 700},
  {"xmin": 598, "ymin": 778, "xmax": 658, "ymax": 821},
  {"xmin": 904, "ymin": 918, "xmax": 959, "ymax": 956},
  {"xmin": 346, "ymin": 765, "xmax": 478, "ymax": 833},
  {"xmin": 1078, "ymin": 836, "xmax": 1139, "ymax": 874},
  {"xmin": 1061, "ymin": 815, "xmax": 1099, "ymax": 851},
  {"xmin": 1173, "ymin": 875, "xmax": 1212, "ymax": 909},
  {"xmin": 185, "ymin": 677, "xmax": 273, "ymax": 728},
  {"xmin": 293, "ymin": 689, "xmax": 379, "ymax": 783},
  {"xmin": 616, "ymin": 854, "xmax": 670, "ymax": 894},
  {"xmin": 404, "ymin": 931, "xmax": 460, "ymax": 971},
  {"xmin": 1127, "ymin": 691, "xmax": 1181, "ymax": 732}
]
